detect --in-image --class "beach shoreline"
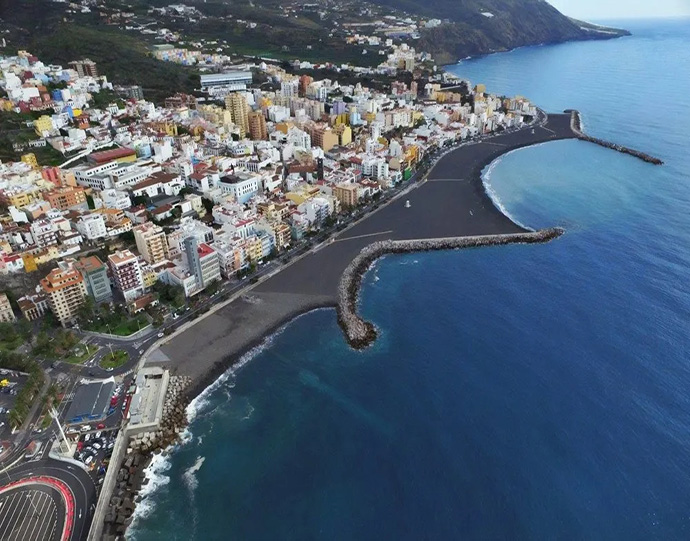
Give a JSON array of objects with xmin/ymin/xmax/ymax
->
[{"xmin": 158, "ymin": 112, "xmax": 581, "ymax": 403}]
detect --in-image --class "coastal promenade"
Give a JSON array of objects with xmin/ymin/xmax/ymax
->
[{"xmin": 158, "ymin": 113, "xmax": 579, "ymax": 395}]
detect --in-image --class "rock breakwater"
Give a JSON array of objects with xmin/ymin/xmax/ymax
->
[
  {"xmin": 567, "ymin": 109, "xmax": 663, "ymax": 165},
  {"xmin": 337, "ymin": 229, "xmax": 564, "ymax": 350},
  {"xmin": 101, "ymin": 375, "xmax": 192, "ymax": 540}
]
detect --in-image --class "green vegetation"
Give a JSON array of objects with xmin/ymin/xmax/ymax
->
[
  {"xmin": 85, "ymin": 313, "xmax": 148, "ymax": 337},
  {"xmin": 0, "ymin": 321, "xmax": 30, "ymax": 352},
  {"xmin": 64, "ymin": 344, "xmax": 99, "ymax": 364},
  {"xmin": 0, "ymin": 111, "xmax": 65, "ymax": 166},
  {"xmin": 29, "ymin": 24, "xmax": 199, "ymax": 104},
  {"xmin": 100, "ymin": 350, "xmax": 129, "ymax": 370},
  {"xmin": 152, "ymin": 281, "xmax": 186, "ymax": 309},
  {"xmin": 32, "ymin": 329, "xmax": 80, "ymax": 359},
  {"xmin": 0, "ymin": 352, "xmax": 45, "ymax": 430}
]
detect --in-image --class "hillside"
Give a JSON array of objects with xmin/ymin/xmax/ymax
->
[{"xmin": 369, "ymin": 0, "xmax": 629, "ymax": 63}]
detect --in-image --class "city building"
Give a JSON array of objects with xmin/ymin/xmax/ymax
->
[
  {"xmin": 44, "ymin": 186, "xmax": 88, "ymax": 211},
  {"xmin": 76, "ymin": 256, "xmax": 112, "ymax": 303},
  {"xmin": 108, "ymin": 250, "xmax": 145, "ymax": 302},
  {"xmin": 68, "ymin": 58, "xmax": 98, "ymax": 78},
  {"xmin": 201, "ymin": 71, "xmax": 252, "ymax": 94},
  {"xmin": 134, "ymin": 222, "xmax": 168, "ymax": 264},
  {"xmin": 248, "ymin": 111, "xmax": 268, "ymax": 140},
  {"xmin": 225, "ymin": 92, "xmax": 249, "ymax": 137},
  {"xmin": 184, "ymin": 236, "xmax": 221, "ymax": 292},
  {"xmin": 17, "ymin": 294, "xmax": 49, "ymax": 321},
  {"xmin": 40, "ymin": 259, "xmax": 88, "ymax": 325},
  {"xmin": 0, "ymin": 292, "xmax": 15, "ymax": 322},
  {"xmin": 334, "ymin": 183, "xmax": 359, "ymax": 208}
]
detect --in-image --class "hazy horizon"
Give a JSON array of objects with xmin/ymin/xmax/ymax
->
[{"xmin": 547, "ymin": 0, "xmax": 690, "ymax": 20}]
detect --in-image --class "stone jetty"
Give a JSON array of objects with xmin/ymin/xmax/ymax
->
[
  {"xmin": 101, "ymin": 375, "xmax": 192, "ymax": 540},
  {"xmin": 567, "ymin": 109, "xmax": 663, "ymax": 165},
  {"xmin": 337, "ymin": 229, "xmax": 564, "ymax": 350}
]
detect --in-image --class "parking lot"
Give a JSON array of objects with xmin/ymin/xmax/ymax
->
[
  {"xmin": 64, "ymin": 380, "xmax": 129, "ymax": 485},
  {"xmin": 0, "ymin": 370, "xmax": 28, "ymax": 440}
]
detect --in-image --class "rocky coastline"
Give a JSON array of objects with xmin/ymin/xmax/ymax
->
[
  {"xmin": 337, "ymin": 229, "xmax": 565, "ymax": 350},
  {"xmin": 101, "ymin": 375, "xmax": 192, "ymax": 540},
  {"xmin": 567, "ymin": 109, "xmax": 663, "ymax": 165}
]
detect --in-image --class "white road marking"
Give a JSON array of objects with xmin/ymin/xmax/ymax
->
[{"xmin": 334, "ymin": 230, "xmax": 394, "ymax": 243}]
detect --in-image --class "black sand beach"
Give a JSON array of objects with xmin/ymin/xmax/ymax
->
[{"xmin": 158, "ymin": 113, "xmax": 578, "ymax": 396}]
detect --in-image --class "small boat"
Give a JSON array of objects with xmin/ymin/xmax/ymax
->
[{"xmin": 404, "ymin": 200, "xmax": 411, "ymax": 208}]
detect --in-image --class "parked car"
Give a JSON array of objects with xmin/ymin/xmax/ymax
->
[
  {"xmin": 81, "ymin": 425, "xmax": 91, "ymax": 432},
  {"xmin": 92, "ymin": 443, "xmax": 101, "ymax": 450},
  {"xmin": 85, "ymin": 456, "xmax": 94, "ymax": 465},
  {"xmin": 84, "ymin": 433, "xmax": 91, "ymax": 441},
  {"xmin": 95, "ymin": 431, "xmax": 102, "ymax": 438},
  {"xmin": 97, "ymin": 423, "xmax": 105, "ymax": 429}
]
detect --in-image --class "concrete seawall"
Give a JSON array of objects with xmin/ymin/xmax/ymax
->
[
  {"xmin": 337, "ymin": 228, "xmax": 565, "ymax": 349},
  {"xmin": 567, "ymin": 110, "xmax": 663, "ymax": 165}
]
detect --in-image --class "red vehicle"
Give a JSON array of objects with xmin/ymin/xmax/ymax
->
[
  {"xmin": 97, "ymin": 423, "xmax": 105, "ymax": 429},
  {"xmin": 110, "ymin": 397, "xmax": 118, "ymax": 407},
  {"xmin": 77, "ymin": 441, "xmax": 83, "ymax": 451}
]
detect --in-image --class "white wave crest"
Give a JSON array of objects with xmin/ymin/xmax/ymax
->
[
  {"xmin": 127, "ymin": 452, "xmax": 172, "ymax": 534},
  {"xmin": 183, "ymin": 455, "xmax": 205, "ymax": 492},
  {"xmin": 186, "ymin": 307, "xmax": 332, "ymax": 423},
  {"xmin": 481, "ymin": 153, "xmax": 534, "ymax": 230}
]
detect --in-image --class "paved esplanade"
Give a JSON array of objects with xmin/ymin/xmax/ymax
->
[{"xmin": 160, "ymin": 113, "xmax": 577, "ymax": 389}]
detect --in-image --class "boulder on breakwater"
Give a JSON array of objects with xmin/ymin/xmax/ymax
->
[
  {"xmin": 566, "ymin": 109, "xmax": 663, "ymax": 165},
  {"xmin": 336, "ymin": 228, "xmax": 564, "ymax": 350}
]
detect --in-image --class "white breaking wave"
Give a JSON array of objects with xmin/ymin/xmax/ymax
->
[
  {"xmin": 480, "ymin": 144, "xmax": 561, "ymax": 231},
  {"xmin": 183, "ymin": 455, "xmax": 205, "ymax": 492},
  {"xmin": 127, "ymin": 452, "xmax": 173, "ymax": 535}
]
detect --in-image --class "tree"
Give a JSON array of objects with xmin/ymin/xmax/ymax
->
[
  {"xmin": 77, "ymin": 295, "xmax": 95, "ymax": 324},
  {"xmin": 201, "ymin": 197, "xmax": 214, "ymax": 216}
]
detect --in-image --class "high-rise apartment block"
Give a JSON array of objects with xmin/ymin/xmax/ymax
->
[
  {"xmin": 40, "ymin": 259, "xmax": 88, "ymax": 325},
  {"xmin": 248, "ymin": 111, "xmax": 268, "ymax": 140},
  {"xmin": 133, "ymin": 222, "xmax": 168, "ymax": 264},
  {"xmin": 68, "ymin": 59, "xmax": 98, "ymax": 78},
  {"xmin": 108, "ymin": 250, "xmax": 145, "ymax": 302},
  {"xmin": 76, "ymin": 255, "xmax": 112, "ymax": 303},
  {"xmin": 225, "ymin": 93, "xmax": 249, "ymax": 137}
]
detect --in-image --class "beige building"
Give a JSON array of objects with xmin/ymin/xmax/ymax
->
[
  {"xmin": 334, "ymin": 183, "xmax": 359, "ymax": 208},
  {"xmin": 225, "ymin": 93, "xmax": 249, "ymax": 137},
  {"xmin": 0, "ymin": 293, "xmax": 16, "ymax": 323},
  {"xmin": 40, "ymin": 260, "xmax": 88, "ymax": 325},
  {"xmin": 134, "ymin": 222, "xmax": 168, "ymax": 264},
  {"xmin": 310, "ymin": 125, "xmax": 339, "ymax": 151},
  {"xmin": 248, "ymin": 111, "xmax": 268, "ymax": 140}
]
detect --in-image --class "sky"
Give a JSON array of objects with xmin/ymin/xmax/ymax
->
[{"xmin": 547, "ymin": 0, "xmax": 690, "ymax": 20}]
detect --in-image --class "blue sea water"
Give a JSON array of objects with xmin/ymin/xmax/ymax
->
[{"xmin": 129, "ymin": 19, "xmax": 690, "ymax": 540}]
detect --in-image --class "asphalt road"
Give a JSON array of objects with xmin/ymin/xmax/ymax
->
[{"xmin": 2, "ymin": 459, "xmax": 96, "ymax": 541}]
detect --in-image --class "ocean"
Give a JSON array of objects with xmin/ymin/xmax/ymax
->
[{"xmin": 128, "ymin": 19, "xmax": 690, "ymax": 540}]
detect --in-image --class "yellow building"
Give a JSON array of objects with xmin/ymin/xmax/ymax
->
[
  {"xmin": 21, "ymin": 253, "xmax": 38, "ymax": 273},
  {"xmin": 474, "ymin": 83, "xmax": 487, "ymax": 94},
  {"xmin": 33, "ymin": 115, "xmax": 53, "ymax": 136},
  {"xmin": 333, "ymin": 124, "xmax": 352, "ymax": 146},
  {"xmin": 0, "ymin": 187, "xmax": 42, "ymax": 208},
  {"xmin": 310, "ymin": 126, "xmax": 339, "ymax": 152},
  {"xmin": 246, "ymin": 237, "xmax": 264, "ymax": 262},
  {"xmin": 40, "ymin": 259, "xmax": 87, "ymax": 326},
  {"xmin": 21, "ymin": 153, "xmax": 39, "ymax": 169},
  {"xmin": 225, "ymin": 93, "xmax": 249, "ymax": 137}
]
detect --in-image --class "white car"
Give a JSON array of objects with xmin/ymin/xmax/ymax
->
[
  {"xmin": 157, "ymin": 332, "xmax": 164, "ymax": 338},
  {"xmin": 81, "ymin": 425, "xmax": 91, "ymax": 432},
  {"xmin": 92, "ymin": 443, "xmax": 101, "ymax": 450},
  {"xmin": 95, "ymin": 431, "xmax": 102, "ymax": 438},
  {"xmin": 84, "ymin": 433, "xmax": 91, "ymax": 441},
  {"xmin": 85, "ymin": 456, "xmax": 94, "ymax": 465}
]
